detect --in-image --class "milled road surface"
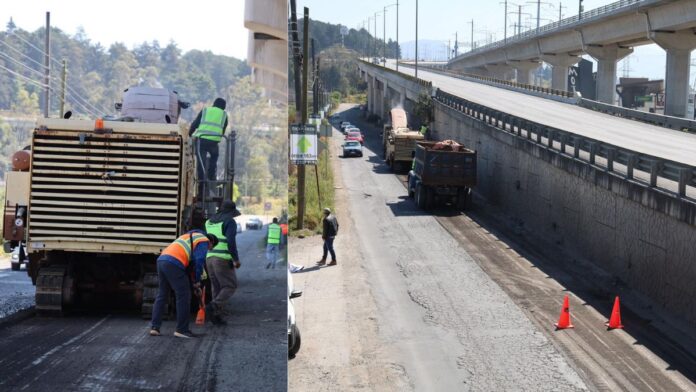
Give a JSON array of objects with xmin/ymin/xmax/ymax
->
[
  {"xmin": 290, "ymin": 103, "xmax": 588, "ymax": 391},
  {"xmin": 334, "ymin": 103, "xmax": 696, "ymax": 391},
  {"xmin": 0, "ymin": 256, "xmax": 34, "ymax": 319},
  {"xmin": 0, "ymin": 226, "xmax": 287, "ymax": 392},
  {"xmin": 384, "ymin": 60, "xmax": 696, "ymax": 166}
]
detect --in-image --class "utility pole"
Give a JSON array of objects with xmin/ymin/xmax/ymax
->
[
  {"xmin": 383, "ymin": 7, "xmax": 386, "ymax": 60},
  {"xmin": 290, "ymin": 0, "xmax": 302, "ymax": 116},
  {"xmin": 396, "ymin": 0, "xmax": 399, "ymax": 71},
  {"xmin": 312, "ymin": 38, "xmax": 318, "ymax": 115},
  {"xmin": 518, "ymin": 5, "xmax": 522, "ymax": 35},
  {"xmin": 536, "ymin": 0, "xmax": 541, "ymax": 32},
  {"xmin": 297, "ymin": 6, "xmax": 310, "ymax": 230},
  {"xmin": 455, "ymin": 32, "xmax": 458, "ymax": 57},
  {"xmin": 504, "ymin": 0, "xmax": 508, "ymax": 42},
  {"xmin": 579, "ymin": 0, "xmax": 583, "ymax": 20},
  {"xmin": 60, "ymin": 59, "xmax": 66, "ymax": 116},
  {"xmin": 558, "ymin": 1, "xmax": 565, "ymax": 21},
  {"xmin": 469, "ymin": 19, "xmax": 474, "ymax": 51},
  {"xmin": 415, "ymin": 0, "xmax": 418, "ymax": 78},
  {"xmin": 43, "ymin": 11, "xmax": 50, "ymax": 118},
  {"xmin": 374, "ymin": 11, "xmax": 380, "ymax": 58}
]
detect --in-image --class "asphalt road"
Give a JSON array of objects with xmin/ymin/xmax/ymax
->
[
  {"xmin": 385, "ymin": 60, "xmax": 696, "ymax": 167},
  {"xmin": 0, "ymin": 225, "xmax": 287, "ymax": 392},
  {"xmin": 293, "ymin": 103, "xmax": 589, "ymax": 391},
  {"xmin": 0, "ymin": 255, "xmax": 34, "ymax": 319},
  {"xmin": 334, "ymin": 103, "xmax": 696, "ymax": 391}
]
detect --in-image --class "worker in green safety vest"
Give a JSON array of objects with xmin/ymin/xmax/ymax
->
[
  {"xmin": 265, "ymin": 217, "xmax": 282, "ymax": 269},
  {"xmin": 190, "ymin": 98, "xmax": 229, "ymax": 196},
  {"xmin": 204, "ymin": 201, "xmax": 241, "ymax": 325}
]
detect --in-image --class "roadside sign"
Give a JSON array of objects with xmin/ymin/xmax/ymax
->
[
  {"xmin": 340, "ymin": 26, "xmax": 348, "ymax": 36},
  {"xmin": 264, "ymin": 202, "xmax": 272, "ymax": 211},
  {"xmin": 290, "ymin": 123, "xmax": 318, "ymax": 165}
]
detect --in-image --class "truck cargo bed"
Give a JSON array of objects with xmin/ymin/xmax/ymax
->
[{"xmin": 413, "ymin": 141, "xmax": 477, "ymax": 187}]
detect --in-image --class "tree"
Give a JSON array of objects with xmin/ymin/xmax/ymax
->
[{"xmin": 6, "ymin": 17, "xmax": 16, "ymax": 33}]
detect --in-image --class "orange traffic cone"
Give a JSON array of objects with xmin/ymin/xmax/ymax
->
[
  {"xmin": 606, "ymin": 296, "xmax": 623, "ymax": 329},
  {"xmin": 195, "ymin": 287, "xmax": 206, "ymax": 325},
  {"xmin": 555, "ymin": 294, "xmax": 574, "ymax": 329}
]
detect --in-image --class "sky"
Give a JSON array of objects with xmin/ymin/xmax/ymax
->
[
  {"xmin": 0, "ymin": 0, "xmax": 249, "ymax": 59},
  {"xmin": 296, "ymin": 0, "xmax": 682, "ymax": 81}
]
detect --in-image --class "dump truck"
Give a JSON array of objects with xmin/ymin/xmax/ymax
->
[
  {"xmin": 382, "ymin": 108, "xmax": 424, "ymax": 171},
  {"xmin": 1, "ymin": 87, "xmax": 235, "ymax": 316},
  {"xmin": 407, "ymin": 140, "xmax": 477, "ymax": 210}
]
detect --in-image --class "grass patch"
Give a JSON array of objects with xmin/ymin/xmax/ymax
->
[{"xmin": 288, "ymin": 136, "xmax": 334, "ymax": 236}]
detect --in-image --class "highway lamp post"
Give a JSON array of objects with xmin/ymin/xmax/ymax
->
[
  {"xmin": 501, "ymin": 0, "xmax": 508, "ymax": 43},
  {"xmin": 468, "ymin": 19, "xmax": 474, "ymax": 51},
  {"xmin": 578, "ymin": 0, "xmax": 583, "ymax": 20},
  {"xmin": 384, "ymin": 3, "xmax": 397, "ymax": 63},
  {"xmin": 415, "ymin": 0, "xmax": 418, "ymax": 78},
  {"xmin": 374, "ymin": 11, "xmax": 382, "ymax": 59},
  {"xmin": 396, "ymin": 0, "xmax": 399, "ymax": 71},
  {"xmin": 526, "ymin": 0, "xmax": 553, "ymax": 33}
]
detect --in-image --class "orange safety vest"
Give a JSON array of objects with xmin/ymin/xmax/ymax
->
[
  {"xmin": 280, "ymin": 223, "xmax": 288, "ymax": 235},
  {"xmin": 160, "ymin": 232, "xmax": 209, "ymax": 268}
]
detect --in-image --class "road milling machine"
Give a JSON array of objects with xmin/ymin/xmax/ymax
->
[{"xmin": 2, "ymin": 87, "xmax": 236, "ymax": 316}]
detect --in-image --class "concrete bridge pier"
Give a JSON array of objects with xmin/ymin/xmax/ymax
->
[
  {"xmin": 382, "ymin": 80, "xmax": 390, "ymax": 119},
  {"xmin": 651, "ymin": 30, "xmax": 696, "ymax": 118},
  {"xmin": 511, "ymin": 61, "xmax": 540, "ymax": 85},
  {"xmin": 585, "ymin": 44, "xmax": 633, "ymax": 104},
  {"xmin": 541, "ymin": 54, "xmax": 580, "ymax": 91},
  {"xmin": 367, "ymin": 75, "xmax": 375, "ymax": 114}
]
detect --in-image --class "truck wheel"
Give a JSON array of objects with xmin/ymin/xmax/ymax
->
[
  {"xmin": 407, "ymin": 175, "xmax": 414, "ymax": 198},
  {"xmin": 416, "ymin": 183, "xmax": 427, "ymax": 209},
  {"xmin": 11, "ymin": 262, "xmax": 20, "ymax": 271},
  {"xmin": 425, "ymin": 187, "xmax": 434, "ymax": 209},
  {"xmin": 289, "ymin": 324, "xmax": 301, "ymax": 358}
]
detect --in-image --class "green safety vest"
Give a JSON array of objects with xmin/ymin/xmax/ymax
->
[
  {"xmin": 193, "ymin": 107, "xmax": 227, "ymax": 142},
  {"xmin": 267, "ymin": 223, "xmax": 281, "ymax": 245},
  {"xmin": 205, "ymin": 220, "xmax": 232, "ymax": 260}
]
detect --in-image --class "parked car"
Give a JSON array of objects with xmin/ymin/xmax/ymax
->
[
  {"xmin": 340, "ymin": 121, "xmax": 352, "ymax": 132},
  {"xmin": 10, "ymin": 244, "xmax": 26, "ymax": 271},
  {"xmin": 246, "ymin": 217, "xmax": 263, "ymax": 230},
  {"xmin": 288, "ymin": 270, "xmax": 302, "ymax": 358},
  {"xmin": 345, "ymin": 130, "xmax": 364, "ymax": 144},
  {"xmin": 342, "ymin": 140, "xmax": 363, "ymax": 157}
]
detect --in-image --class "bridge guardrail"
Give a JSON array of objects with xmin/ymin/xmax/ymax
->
[
  {"xmin": 359, "ymin": 59, "xmax": 432, "ymax": 89},
  {"xmin": 435, "ymin": 89, "xmax": 696, "ymax": 199},
  {"xmin": 578, "ymin": 99, "xmax": 696, "ymax": 133},
  {"xmin": 407, "ymin": 62, "xmax": 696, "ymax": 133},
  {"xmin": 402, "ymin": 62, "xmax": 575, "ymax": 100}
]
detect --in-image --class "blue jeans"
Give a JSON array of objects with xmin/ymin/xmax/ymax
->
[
  {"xmin": 196, "ymin": 138, "xmax": 219, "ymax": 194},
  {"xmin": 322, "ymin": 237, "xmax": 336, "ymax": 261},
  {"xmin": 151, "ymin": 260, "xmax": 191, "ymax": 333},
  {"xmin": 266, "ymin": 244, "xmax": 279, "ymax": 267}
]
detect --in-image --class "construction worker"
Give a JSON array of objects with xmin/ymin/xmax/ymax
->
[
  {"xmin": 266, "ymin": 217, "xmax": 282, "ymax": 269},
  {"xmin": 150, "ymin": 230, "xmax": 218, "ymax": 338},
  {"xmin": 190, "ymin": 98, "xmax": 229, "ymax": 196},
  {"xmin": 317, "ymin": 208, "xmax": 339, "ymax": 266},
  {"xmin": 204, "ymin": 201, "xmax": 242, "ymax": 325},
  {"xmin": 420, "ymin": 124, "xmax": 428, "ymax": 137}
]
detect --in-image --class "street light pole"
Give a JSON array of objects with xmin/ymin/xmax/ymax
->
[
  {"xmin": 383, "ymin": 7, "xmax": 386, "ymax": 60},
  {"xmin": 415, "ymin": 0, "xmax": 418, "ymax": 78},
  {"xmin": 396, "ymin": 0, "xmax": 400, "ymax": 71},
  {"xmin": 504, "ymin": 0, "xmax": 508, "ymax": 43}
]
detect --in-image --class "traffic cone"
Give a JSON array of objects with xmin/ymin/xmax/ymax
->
[
  {"xmin": 195, "ymin": 287, "xmax": 206, "ymax": 325},
  {"xmin": 555, "ymin": 294, "xmax": 574, "ymax": 329},
  {"xmin": 606, "ymin": 296, "xmax": 623, "ymax": 329}
]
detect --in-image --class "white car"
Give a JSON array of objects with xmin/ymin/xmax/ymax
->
[
  {"xmin": 288, "ymin": 270, "xmax": 302, "ymax": 358},
  {"xmin": 10, "ymin": 244, "xmax": 26, "ymax": 271}
]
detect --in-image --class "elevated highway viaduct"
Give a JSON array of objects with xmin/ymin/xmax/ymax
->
[
  {"xmin": 448, "ymin": 0, "xmax": 696, "ymax": 118},
  {"xmin": 358, "ymin": 59, "xmax": 696, "ymax": 333}
]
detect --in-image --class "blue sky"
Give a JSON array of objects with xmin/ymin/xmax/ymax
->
[
  {"xmin": 0, "ymin": 0, "xmax": 248, "ymax": 59},
  {"xmin": 296, "ymin": 0, "xmax": 679, "ymax": 81}
]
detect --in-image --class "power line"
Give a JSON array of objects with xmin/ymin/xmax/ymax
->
[
  {"xmin": 0, "ymin": 51, "xmax": 46, "ymax": 78},
  {"xmin": 0, "ymin": 63, "xmax": 49, "ymax": 89},
  {"xmin": 0, "ymin": 39, "xmax": 48, "ymax": 70}
]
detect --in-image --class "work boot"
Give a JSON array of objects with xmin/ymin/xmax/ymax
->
[
  {"xmin": 328, "ymin": 260, "xmax": 337, "ymax": 266},
  {"xmin": 316, "ymin": 257, "xmax": 326, "ymax": 266},
  {"xmin": 174, "ymin": 330, "xmax": 198, "ymax": 339}
]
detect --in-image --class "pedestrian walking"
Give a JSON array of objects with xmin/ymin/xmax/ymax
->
[
  {"xmin": 266, "ymin": 217, "xmax": 282, "ymax": 269},
  {"xmin": 204, "ymin": 201, "xmax": 242, "ymax": 325},
  {"xmin": 317, "ymin": 208, "xmax": 339, "ymax": 266},
  {"xmin": 150, "ymin": 230, "xmax": 217, "ymax": 338},
  {"xmin": 190, "ymin": 97, "xmax": 229, "ymax": 196}
]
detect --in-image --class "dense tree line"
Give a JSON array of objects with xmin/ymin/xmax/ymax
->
[
  {"xmin": 298, "ymin": 18, "xmax": 400, "ymax": 59},
  {"xmin": 0, "ymin": 18, "xmax": 249, "ymax": 120}
]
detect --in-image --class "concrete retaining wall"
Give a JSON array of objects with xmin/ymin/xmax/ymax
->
[{"xmin": 433, "ymin": 101, "xmax": 696, "ymax": 327}]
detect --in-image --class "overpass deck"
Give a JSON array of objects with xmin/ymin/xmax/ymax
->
[{"xmin": 386, "ymin": 61, "xmax": 696, "ymax": 167}]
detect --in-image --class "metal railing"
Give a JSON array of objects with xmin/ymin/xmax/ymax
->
[
  {"xmin": 359, "ymin": 59, "xmax": 432, "ymax": 89},
  {"xmin": 435, "ymin": 89, "xmax": 696, "ymax": 200},
  {"xmin": 578, "ymin": 99, "xmax": 696, "ymax": 133},
  {"xmin": 402, "ymin": 62, "xmax": 575, "ymax": 99},
  {"xmin": 452, "ymin": 0, "xmax": 649, "ymax": 61}
]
